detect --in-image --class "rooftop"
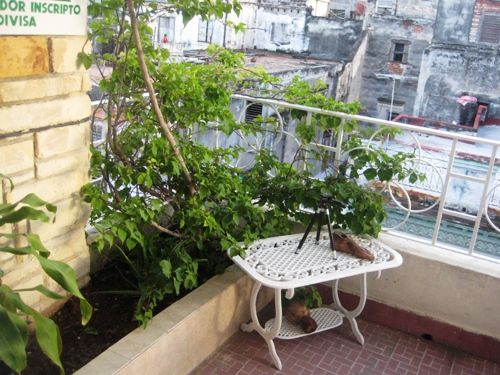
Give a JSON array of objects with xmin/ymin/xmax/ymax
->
[
  {"xmin": 180, "ymin": 50, "xmax": 339, "ymax": 74},
  {"xmin": 242, "ymin": 51, "xmax": 338, "ymax": 74}
]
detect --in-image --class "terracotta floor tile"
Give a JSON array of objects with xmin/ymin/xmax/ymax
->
[{"xmin": 190, "ymin": 318, "xmax": 499, "ymax": 375}]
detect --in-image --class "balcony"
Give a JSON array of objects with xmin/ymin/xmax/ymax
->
[
  {"xmin": 85, "ymin": 94, "xmax": 500, "ymax": 373},
  {"xmin": 191, "ymin": 318, "xmax": 500, "ymax": 375}
]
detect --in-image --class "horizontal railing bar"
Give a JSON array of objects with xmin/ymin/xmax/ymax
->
[
  {"xmin": 309, "ymin": 142, "xmax": 336, "ymax": 152},
  {"xmin": 89, "ymin": 94, "xmax": 500, "ymax": 261},
  {"xmin": 441, "ymin": 209, "xmax": 477, "ymax": 221},
  {"xmin": 232, "ymin": 94, "xmax": 500, "ymax": 148},
  {"xmin": 93, "ymin": 140, "xmax": 105, "ymax": 147},
  {"xmin": 92, "ymin": 95, "xmax": 500, "ymax": 148},
  {"xmin": 449, "ymin": 172, "xmax": 487, "ymax": 183}
]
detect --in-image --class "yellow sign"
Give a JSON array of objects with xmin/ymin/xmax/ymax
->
[{"xmin": 0, "ymin": 0, "xmax": 87, "ymax": 35}]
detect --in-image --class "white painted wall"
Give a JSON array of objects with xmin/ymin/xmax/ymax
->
[
  {"xmin": 347, "ymin": 32, "xmax": 368, "ymax": 102},
  {"xmin": 395, "ymin": 0, "xmax": 439, "ymax": 19},
  {"xmin": 241, "ymin": 6, "xmax": 308, "ymax": 52},
  {"xmin": 307, "ymin": 0, "xmax": 330, "ymax": 17},
  {"xmin": 155, "ymin": 2, "xmax": 309, "ymax": 53},
  {"xmin": 338, "ymin": 232, "xmax": 500, "ymax": 340}
]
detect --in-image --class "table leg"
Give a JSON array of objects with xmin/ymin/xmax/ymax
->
[
  {"xmin": 332, "ymin": 273, "xmax": 367, "ymax": 345},
  {"xmin": 240, "ymin": 282, "xmax": 283, "ymax": 370}
]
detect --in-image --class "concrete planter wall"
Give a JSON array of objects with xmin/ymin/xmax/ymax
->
[
  {"xmin": 75, "ymin": 265, "xmax": 272, "ymax": 375},
  {"xmin": 76, "ymin": 234, "xmax": 500, "ymax": 374}
]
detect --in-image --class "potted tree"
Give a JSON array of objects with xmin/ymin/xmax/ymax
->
[{"xmin": 80, "ymin": 0, "xmax": 422, "ymax": 328}]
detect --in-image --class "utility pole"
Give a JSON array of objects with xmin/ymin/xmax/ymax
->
[{"xmin": 375, "ymin": 73, "xmax": 402, "ymax": 120}]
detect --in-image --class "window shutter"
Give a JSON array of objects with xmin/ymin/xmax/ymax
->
[
  {"xmin": 479, "ymin": 14, "xmax": 500, "ymax": 43},
  {"xmin": 245, "ymin": 103, "xmax": 263, "ymax": 123}
]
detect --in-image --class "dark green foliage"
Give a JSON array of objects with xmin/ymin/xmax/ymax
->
[
  {"xmin": 0, "ymin": 177, "xmax": 92, "ymax": 374},
  {"xmin": 82, "ymin": 0, "xmax": 422, "ymax": 326}
]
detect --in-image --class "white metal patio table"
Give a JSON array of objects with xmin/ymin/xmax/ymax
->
[{"xmin": 230, "ymin": 232, "xmax": 403, "ymax": 370}]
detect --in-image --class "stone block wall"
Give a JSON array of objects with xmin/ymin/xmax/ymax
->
[{"xmin": 0, "ymin": 35, "xmax": 91, "ymax": 314}]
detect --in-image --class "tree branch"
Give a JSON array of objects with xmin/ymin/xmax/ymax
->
[
  {"xmin": 126, "ymin": 0, "xmax": 197, "ymax": 197},
  {"xmin": 151, "ymin": 222, "xmax": 182, "ymax": 238}
]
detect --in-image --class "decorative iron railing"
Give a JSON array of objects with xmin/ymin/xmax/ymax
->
[{"xmin": 90, "ymin": 94, "xmax": 500, "ymax": 261}]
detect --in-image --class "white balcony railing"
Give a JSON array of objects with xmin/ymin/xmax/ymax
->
[{"xmin": 91, "ymin": 94, "xmax": 500, "ymax": 262}]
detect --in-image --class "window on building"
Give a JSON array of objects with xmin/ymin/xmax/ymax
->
[
  {"xmin": 391, "ymin": 41, "xmax": 409, "ymax": 63},
  {"xmin": 244, "ymin": 103, "xmax": 263, "ymax": 123},
  {"xmin": 158, "ymin": 17, "xmax": 175, "ymax": 45},
  {"xmin": 198, "ymin": 19, "xmax": 214, "ymax": 43},
  {"xmin": 376, "ymin": 0, "xmax": 396, "ymax": 15},
  {"xmin": 478, "ymin": 14, "xmax": 500, "ymax": 43},
  {"xmin": 329, "ymin": 9, "xmax": 346, "ymax": 18},
  {"xmin": 377, "ymin": 99, "xmax": 404, "ymax": 122},
  {"xmin": 388, "ymin": 111, "xmax": 400, "ymax": 121}
]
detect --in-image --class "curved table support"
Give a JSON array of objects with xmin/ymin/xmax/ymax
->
[
  {"xmin": 241, "ymin": 282, "xmax": 284, "ymax": 370},
  {"xmin": 232, "ymin": 233, "xmax": 402, "ymax": 371},
  {"xmin": 332, "ymin": 273, "xmax": 367, "ymax": 345}
]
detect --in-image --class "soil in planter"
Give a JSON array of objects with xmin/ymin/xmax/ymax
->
[
  {"xmin": 0, "ymin": 262, "xmax": 184, "ymax": 375},
  {"xmin": 0, "ymin": 250, "xmax": 231, "ymax": 375}
]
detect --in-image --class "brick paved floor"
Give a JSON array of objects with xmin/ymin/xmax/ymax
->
[{"xmin": 190, "ymin": 319, "xmax": 500, "ymax": 375}]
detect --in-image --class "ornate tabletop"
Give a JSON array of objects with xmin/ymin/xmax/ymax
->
[
  {"xmin": 232, "ymin": 232, "xmax": 402, "ymax": 288},
  {"xmin": 230, "ymin": 231, "xmax": 403, "ymax": 370}
]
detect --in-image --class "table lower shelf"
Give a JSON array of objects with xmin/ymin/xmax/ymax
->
[{"xmin": 264, "ymin": 307, "xmax": 344, "ymax": 340}]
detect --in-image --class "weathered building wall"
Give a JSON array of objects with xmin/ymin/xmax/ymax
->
[
  {"xmin": 347, "ymin": 31, "xmax": 369, "ymax": 103},
  {"xmin": 305, "ymin": 16, "xmax": 363, "ymax": 60},
  {"xmin": 0, "ymin": 36, "xmax": 91, "ymax": 313},
  {"xmin": 244, "ymin": 3, "xmax": 308, "ymax": 52},
  {"xmin": 433, "ymin": 0, "xmax": 475, "ymax": 44},
  {"xmin": 413, "ymin": 0, "xmax": 500, "ymax": 123},
  {"xmin": 414, "ymin": 44, "xmax": 500, "ymax": 122},
  {"xmin": 392, "ymin": 0, "xmax": 439, "ymax": 19},
  {"xmin": 356, "ymin": 16, "xmax": 434, "ymax": 118},
  {"xmin": 178, "ymin": 0, "xmax": 364, "ymax": 60}
]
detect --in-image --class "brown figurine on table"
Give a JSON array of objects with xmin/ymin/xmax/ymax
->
[
  {"xmin": 284, "ymin": 300, "xmax": 318, "ymax": 333},
  {"xmin": 332, "ymin": 232, "xmax": 375, "ymax": 261}
]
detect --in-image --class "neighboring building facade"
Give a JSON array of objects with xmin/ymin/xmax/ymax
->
[
  {"xmin": 148, "ymin": 0, "xmax": 499, "ymax": 127},
  {"xmin": 356, "ymin": 7, "xmax": 436, "ymax": 120},
  {"xmin": 414, "ymin": 0, "xmax": 500, "ymax": 124}
]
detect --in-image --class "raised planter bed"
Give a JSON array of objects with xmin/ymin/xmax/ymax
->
[{"xmin": 74, "ymin": 265, "xmax": 272, "ymax": 375}]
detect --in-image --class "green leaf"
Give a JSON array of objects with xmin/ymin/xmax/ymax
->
[
  {"xmin": 27, "ymin": 234, "xmax": 51, "ymax": 257},
  {"xmin": 173, "ymin": 278, "xmax": 181, "ymax": 295},
  {"xmin": 0, "ymin": 193, "xmax": 53, "ymax": 217},
  {"xmin": 363, "ymin": 168, "xmax": 377, "ymax": 180},
  {"xmin": 18, "ymin": 194, "xmax": 56, "ymax": 213},
  {"xmin": 409, "ymin": 172, "xmax": 418, "ymax": 184},
  {"xmin": 13, "ymin": 285, "xmax": 64, "ymax": 300},
  {"xmin": 0, "ymin": 206, "xmax": 50, "ymax": 225},
  {"xmin": 33, "ymin": 310, "xmax": 64, "ymax": 374},
  {"xmin": 117, "ymin": 227, "xmax": 127, "ymax": 243},
  {"xmin": 378, "ymin": 169, "xmax": 394, "ymax": 181},
  {"xmin": 0, "ymin": 245, "xmax": 35, "ymax": 256},
  {"xmin": 0, "ymin": 304, "xmax": 28, "ymax": 373},
  {"xmin": 77, "ymin": 51, "xmax": 93, "ymax": 69},
  {"xmin": 125, "ymin": 237, "xmax": 137, "ymax": 250},
  {"xmin": 0, "ymin": 286, "xmax": 64, "ymax": 374},
  {"xmin": 159, "ymin": 259, "xmax": 172, "ymax": 278},
  {"xmin": 35, "ymin": 255, "xmax": 92, "ymax": 325}
]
